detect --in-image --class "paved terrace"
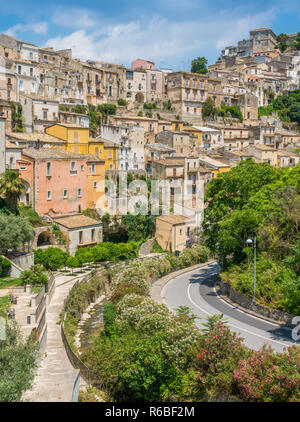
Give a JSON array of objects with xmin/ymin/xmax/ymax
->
[{"xmin": 22, "ymin": 271, "xmax": 90, "ymax": 402}]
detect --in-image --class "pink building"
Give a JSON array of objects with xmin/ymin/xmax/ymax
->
[
  {"xmin": 132, "ymin": 59, "xmax": 166, "ymax": 102},
  {"xmin": 17, "ymin": 148, "xmax": 88, "ymax": 216}
]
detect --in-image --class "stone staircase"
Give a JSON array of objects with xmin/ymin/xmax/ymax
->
[{"xmin": 139, "ymin": 238, "xmax": 156, "ymax": 257}]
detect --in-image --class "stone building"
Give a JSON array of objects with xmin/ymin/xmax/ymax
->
[{"xmin": 52, "ymin": 214, "xmax": 102, "ymax": 256}]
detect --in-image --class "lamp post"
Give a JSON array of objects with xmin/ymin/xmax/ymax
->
[{"xmin": 246, "ymin": 237, "xmax": 256, "ymax": 300}]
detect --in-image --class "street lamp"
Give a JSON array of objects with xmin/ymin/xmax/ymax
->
[{"xmin": 246, "ymin": 237, "xmax": 256, "ymax": 300}]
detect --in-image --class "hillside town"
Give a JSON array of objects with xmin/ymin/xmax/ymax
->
[{"xmin": 0, "ymin": 26, "xmax": 300, "ymax": 404}]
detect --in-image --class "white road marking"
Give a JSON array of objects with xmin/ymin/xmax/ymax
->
[
  {"xmin": 187, "ymin": 283, "xmax": 290, "ymax": 348},
  {"xmin": 212, "ymin": 285, "xmax": 280, "ymax": 327}
]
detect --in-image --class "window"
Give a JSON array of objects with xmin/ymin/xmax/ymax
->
[
  {"xmin": 46, "ymin": 162, "xmax": 51, "ymax": 176},
  {"xmin": 18, "ymin": 65, "xmax": 21, "ymax": 74},
  {"xmin": 19, "ymin": 80, "xmax": 23, "ymax": 89},
  {"xmin": 91, "ymin": 229, "xmax": 95, "ymax": 242},
  {"xmin": 79, "ymin": 231, "xmax": 83, "ymax": 244},
  {"xmin": 90, "ymin": 163, "xmax": 95, "ymax": 174},
  {"xmin": 71, "ymin": 161, "xmax": 76, "ymax": 171},
  {"xmin": 77, "ymin": 188, "xmax": 82, "ymax": 197},
  {"xmin": 179, "ymin": 229, "xmax": 182, "ymax": 235},
  {"xmin": 43, "ymin": 110, "xmax": 48, "ymax": 120},
  {"xmin": 93, "ymin": 181, "xmax": 97, "ymax": 188},
  {"xmin": 47, "ymin": 190, "xmax": 52, "ymax": 200},
  {"xmin": 30, "ymin": 67, "xmax": 33, "ymax": 76},
  {"xmin": 187, "ymin": 227, "xmax": 190, "ymax": 236},
  {"xmin": 73, "ymin": 131, "xmax": 79, "ymax": 142},
  {"xmin": 63, "ymin": 189, "xmax": 68, "ymax": 198},
  {"xmin": 173, "ymin": 168, "xmax": 176, "ymax": 176},
  {"xmin": 126, "ymin": 71, "xmax": 133, "ymax": 80}
]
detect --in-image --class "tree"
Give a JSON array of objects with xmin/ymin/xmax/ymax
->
[
  {"xmin": 276, "ymin": 33, "xmax": 288, "ymax": 53},
  {"xmin": 118, "ymin": 98, "xmax": 127, "ymax": 106},
  {"xmin": 20, "ymin": 264, "xmax": 48, "ymax": 286},
  {"xmin": 0, "ymin": 256, "xmax": 11, "ymax": 277},
  {"xmin": 191, "ymin": 57, "xmax": 208, "ymax": 74},
  {"xmin": 0, "ymin": 321, "xmax": 38, "ymax": 401},
  {"xmin": 203, "ymin": 159, "xmax": 279, "ymax": 253},
  {"xmin": 66, "ymin": 256, "xmax": 79, "ymax": 274},
  {"xmin": 33, "ymin": 247, "xmax": 69, "ymax": 271},
  {"xmin": 202, "ymin": 97, "xmax": 217, "ymax": 119},
  {"xmin": 0, "ymin": 170, "xmax": 26, "ymax": 214},
  {"xmin": 291, "ymin": 32, "xmax": 300, "ymax": 51},
  {"xmin": 0, "ymin": 214, "xmax": 34, "ymax": 254}
]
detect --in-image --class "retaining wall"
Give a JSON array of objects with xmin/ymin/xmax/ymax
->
[{"xmin": 219, "ymin": 278, "xmax": 295, "ymax": 327}]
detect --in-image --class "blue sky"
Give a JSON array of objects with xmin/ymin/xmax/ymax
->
[{"xmin": 0, "ymin": 0, "xmax": 299, "ymax": 70}]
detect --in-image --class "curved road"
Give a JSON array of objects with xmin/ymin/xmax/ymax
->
[{"xmin": 163, "ymin": 263, "xmax": 298, "ymax": 353}]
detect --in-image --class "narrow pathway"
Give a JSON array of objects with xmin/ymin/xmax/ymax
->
[{"xmin": 22, "ymin": 272, "xmax": 89, "ymax": 402}]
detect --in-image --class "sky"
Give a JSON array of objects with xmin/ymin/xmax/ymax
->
[{"xmin": 0, "ymin": 0, "xmax": 299, "ymax": 71}]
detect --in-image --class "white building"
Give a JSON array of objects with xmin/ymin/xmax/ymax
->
[
  {"xmin": 102, "ymin": 123, "xmax": 145, "ymax": 171},
  {"xmin": 124, "ymin": 69, "xmax": 147, "ymax": 103}
]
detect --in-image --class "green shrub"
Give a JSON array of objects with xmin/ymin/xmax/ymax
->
[
  {"xmin": 0, "ymin": 256, "xmax": 11, "ymax": 277},
  {"xmin": 17, "ymin": 204, "xmax": 42, "ymax": 226},
  {"xmin": 33, "ymin": 247, "xmax": 69, "ymax": 271},
  {"xmin": 0, "ymin": 321, "xmax": 38, "ymax": 401},
  {"xmin": 103, "ymin": 302, "xmax": 117, "ymax": 336},
  {"xmin": 177, "ymin": 245, "xmax": 210, "ymax": 269},
  {"xmin": 20, "ymin": 265, "xmax": 48, "ymax": 286},
  {"xmin": 117, "ymin": 98, "xmax": 127, "ymax": 106}
]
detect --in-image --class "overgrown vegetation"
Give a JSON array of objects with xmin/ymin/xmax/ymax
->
[
  {"xmin": 203, "ymin": 159, "xmax": 300, "ymax": 314},
  {"xmin": 80, "ymin": 253, "xmax": 299, "ymax": 402},
  {"xmin": 258, "ymin": 89, "xmax": 300, "ymax": 125},
  {"xmin": 11, "ymin": 103, "xmax": 23, "ymax": 132},
  {"xmin": 0, "ymin": 321, "xmax": 38, "ymax": 401}
]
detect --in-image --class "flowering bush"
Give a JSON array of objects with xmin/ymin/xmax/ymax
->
[
  {"xmin": 196, "ymin": 322, "xmax": 248, "ymax": 392},
  {"xmin": 116, "ymin": 296, "xmax": 171, "ymax": 333},
  {"xmin": 233, "ymin": 345, "xmax": 300, "ymax": 402},
  {"xmin": 177, "ymin": 245, "xmax": 210, "ymax": 269}
]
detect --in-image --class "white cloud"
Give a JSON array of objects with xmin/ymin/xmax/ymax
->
[
  {"xmin": 45, "ymin": 7, "xmax": 277, "ymax": 67},
  {"xmin": 52, "ymin": 8, "xmax": 97, "ymax": 29},
  {"xmin": 5, "ymin": 21, "xmax": 48, "ymax": 37}
]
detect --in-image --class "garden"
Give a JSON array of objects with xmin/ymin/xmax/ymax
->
[{"xmin": 74, "ymin": 246, "xmax": 300, "ymax": 402}]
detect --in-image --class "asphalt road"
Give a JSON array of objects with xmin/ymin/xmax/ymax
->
[{"xmin": 162, "ymin": 262, "xmax": 298, "ymax": 353}]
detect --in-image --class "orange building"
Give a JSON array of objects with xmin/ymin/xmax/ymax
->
[{"xmin": 17, "ymin": 148, "xmax": 105, "ymax": 215}]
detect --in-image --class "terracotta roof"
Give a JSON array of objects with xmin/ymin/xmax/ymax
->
[
  {"xmin": 53, "ymin": 214, "xmax": 101, "ymax": 229},
  {"xmin": 156, "ymin": 214, "xmax": 189, "ymax": 225},
  {"xmin": 6, "ymin": 141, "xmax": 24, "ymax": 149},
  {"xmin": 110, "ymin": 115, "xmax": 157, "ymax": 122},
  {"xmin": 253, "ymin": 144, "xmax": 276, "ymax": 151},
  {"xmin": 277, "ymin": 149, "xmax": 299, "ymax": 157},
  {"xmin": 22, "ymin": 147, "xmax": 88, "ymax": 160},
  {"xmin": 46, "ymin": 123, "xmax": 89, "ymax": 129},
  {"xmin": 6, "ymin": 131, "xmax": 64, "ymax": 144},
  {"xmin": 152, "ymin": 159, "xmax": 184, "ymax": 166}
]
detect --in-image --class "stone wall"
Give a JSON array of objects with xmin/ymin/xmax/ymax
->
[{"xmin": 219, "ymin": 278, "xmax": 295, "ymax": 327}]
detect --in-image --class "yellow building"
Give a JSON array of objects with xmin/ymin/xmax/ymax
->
[
  {"xmin": 181, "ymin": 126, "xmax": 202, "ymax": 146},
  {"xmin": 85, "ymin": 155, "xmax": 106, "ymax": 210},
  {"xmin": 199, "ymin": 156, "xmax": 231, "ymax": 178},
  {"xmin": 45, "ymin": 123, "xmax": 104, "ymax": 157},
  {"xmin": 102, "ymin": 139, "xmax": 119, "ymax": 170},
  {"xmin": 171, "ymin": 122, "xmax": 202, "ymax": 145}
]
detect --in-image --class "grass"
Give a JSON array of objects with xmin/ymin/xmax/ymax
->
[
  {"xmin": 0, "ymin": 277, "xmax": 22, "ymax": 289},
  {"xmin": 150, "ymin": 239, "xmax": 166, "ymax": 253},
  {"xmin": 0, "ymin": 295, "xmax": 12, "ymax": 318}
]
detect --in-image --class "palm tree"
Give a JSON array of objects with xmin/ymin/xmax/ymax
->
[{"xmin": 0, "ymin": 170, "xmax": 26, "ymax": 214}]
